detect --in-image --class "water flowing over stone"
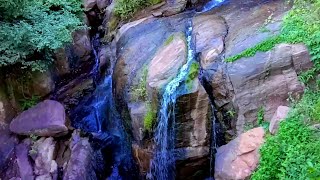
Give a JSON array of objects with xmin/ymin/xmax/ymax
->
[
  {"xmin": 148, "ymin": 19, "xmax": 196, "ymax": 180},
  {"xmin": 70, "ymin": 41, "xmax": 137, "ymax": 179},
  {"xmin": 200, "ymin": 0, "xmax": 226, "ymax": 12}
]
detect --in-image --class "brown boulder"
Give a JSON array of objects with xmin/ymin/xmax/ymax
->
[
  {"xmin": 215, "ymin": 127, "xmax": 265, "ymax": 180},
  {"xmin": 228, "ymin": 44, "xmax": 311, "ymax": 133},
  {"xmin": 10, "ymin": 100, "xmax": 68, "ymax": 137},
  {"xmin": 269, "ymin": 106, "xmax": 290, "ymax": 134},
  {"xmin": 147, "ymin": 32, "xmax": 187, "ymax": 90}
]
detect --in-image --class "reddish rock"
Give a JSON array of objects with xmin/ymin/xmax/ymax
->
[
  {"xmin": 147, "ymin": 32, "xmax": 187, "ymax": 89},
  {"xmin": 215, "ymin": 127, "xmax": 265, "ymax": 180},
  {"xmin": 269, "ymin": 106, "xmax": 290, "ymax": 134},
  {"xmin": 10, "ymin": 100, "xmax": 68, "ymax": 137}
]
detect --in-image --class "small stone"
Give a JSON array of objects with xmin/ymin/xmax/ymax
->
[{"xmin": 269, "ymin": 106, "xmax": 290, "ymax": 134}]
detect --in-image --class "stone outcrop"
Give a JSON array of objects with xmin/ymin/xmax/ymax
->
[
  {"xmin": 147, "ymin": 33, "xmax": 187, "ymax": 89},
  {"xmin": 33, "ymin": 137, "xmax": 58, "ymax": 180},
  {"xmin": 0, "ymin": 125, "xmax": 18, "ymax": 175},
  {"xmin": 228, "ymin": 44, "xmax": 311, "ymax": 133},
  {"xmin": 10, "ymin": 100, "xmax": 68, "ymax": 137},
  {"xmin": 15, "ymin": 139, "xmax": 34, "ymax": 179},
  {"xmin": 113, "ymin": 12, "xmax": 212, "ymax": 178},
  {"xmin": 269, "ymin": 106, "xmax": 290, "ymax": 134},
  {"xmin": 63, "ymin": 131, "xmax": 96, "ymax": 180},
  {"xmin": 215, "ymin": 127, "xmax": 265, "ymax": 180}
]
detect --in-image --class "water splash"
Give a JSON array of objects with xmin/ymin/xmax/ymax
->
[
  {"xmin": 148, "ymin": 20, "xmax": 195, "ymax": 180},
  {"xmin": 201, "ymin": 0, "xmax": 225, "ymax": 12}
]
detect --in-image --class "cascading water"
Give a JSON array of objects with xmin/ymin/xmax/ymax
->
[
  {"xmin": 148, "ymin": 20, "xmax": 196, "ymax": 180},
  {"xmin": 71, "ymin": 40, "xmax": 137, "ymax": 179},
  {"xmin": 200, "ymin": 0, "xmax": 226, "ymax": 12}
]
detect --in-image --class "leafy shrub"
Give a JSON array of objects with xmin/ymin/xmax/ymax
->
[
  {"xmin": 185, "ymin": 62, "xmax": 200, "ymax": 89},
  {"xmin": 165, "ymin": 35, "xmax": 175, "ymax": 46},
  {"xmin": 19, "ymin": 95, "xmax": 40, "ymax": 110},
  {"xmin": 0, "ymin": 0, "xmax": 83, "ymax": 71},
  {"xmin": 131, "ymin": 65, "xmax": 148, "ymax": 101},
  {"xmin": 114, "ymin": 0, "xmax": 162, "ymax": 19},
  {"xmin": 251, "ymin": 91, "xmax": 320, "ymax": 180},
  {"xmin": 144, "ymin": 102, "xmax": 157, "ymax": 131}
]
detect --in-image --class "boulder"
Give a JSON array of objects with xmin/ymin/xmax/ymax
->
[
  {"xmin": 15, "ymin": 139, "xmax": 34, "ymax": 179},
  {"xmin": 175, "ymin": 79, "xmax": 210, "ymax": 148},
  {"xmin": 63, "ymin": 131, "xmax": 96, "ymax": 180},
  {"xmin": 97, "ymin": 0, "xmax": 109, "ymax": 10},
  {"xmin": 84, "ymin": 0, "xmax": 96, "ymax": 11},
  {"xmin": 215, "ymin": 127, "xmax": 265, "ymax": 180},
  {"xmin": 10, "ymin": 100, "xmax": 68, "ymax": 137},
  {"xmin": 0, "ymin": 81, "xmax": 16, "ymax": 124},
  {"xmin": 72, "ymin": 29, "xmax": 92, "ymax": 62},
  {"xmin": 132, "ymin": 144, "xmax": 152, "ymax": 174},
  {"xmin": 228, "ymin": 44, "xmax": 310, "ymax": 133},
  {"xmin": 147, "ymin": 32, "xmax": 187, "ymax": 90},
  {"xmin": 269, "ymin": 106, "xmax": 290, "ymax": 134},
  {"xmin": 0, "ymin": 125, "xmax": 18, "ymax": 173},
  {"xmin": 33, "ymin": 137, "xmax": 58, "ymax": 180}
]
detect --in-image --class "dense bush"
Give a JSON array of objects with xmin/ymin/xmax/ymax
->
[
  {"xmin": 0, "ymin": 0, "xmax": 83, "ymax": 71},
  {"xmin": 251, "ymin": 91, "xmax": 320, "ymax": 180}
]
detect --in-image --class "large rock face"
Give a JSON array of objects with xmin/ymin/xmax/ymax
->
[
  {"xmin": 215, "ymin": 127, "xmax": 265, "ymax": 180},
  {"xmin": 10, "ymin": 100, "xmax": 68, "ymax": 137},
  {"xmin": 228, "ymin": 44, "xmax": 311, "ymax": 133},
  {"xmin": 113, "ymin": 11, "xmax": 212, "ymax": 178}
]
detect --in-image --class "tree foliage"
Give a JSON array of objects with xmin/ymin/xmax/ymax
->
[{"xmin": 0, "ymin": 0, "xmax": 83, "ymax": 71}]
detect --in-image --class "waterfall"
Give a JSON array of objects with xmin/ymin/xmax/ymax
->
[
  {"xmin": 71, "ymin": 40, "xmax": 137, "ymax": 179},
  {"xmin": 200, "ymin": 0, "xmax": 226, "ymax": 12},
  {"xmin": 148, "ymin": 19, "xmax": 196, "ymax": 180},
  {"xmin": 91, "ymin": 34, "xmax": 101, "ymax": 86}
]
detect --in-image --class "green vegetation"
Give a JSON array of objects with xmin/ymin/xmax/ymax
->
[
  {"xmin": 185, "ymin": 62, "xmax": 200, "ymax": 89},
  {"xmin": 114, "ymin": 0, "xmax": 162, "ymax": 19},
  {"xmin": 131, "ymin": 65, "xmax": 148, "ymax": 101},
  {"xmin": 226, "ymin": 0, "xmax": 320, "ymax": 84},
  {"xmin": 165, "ymin": 35, "xmax": 175, "ymax": 46},
  {"xmin": 19, "ymin": 95, "xmax": 40, "ymax": 110},
  {"xmin": 0, "ymin": 0, "xmax": 83, "ymax": 71},
  {"xmin": 144, "ymin": 102, "xmax": 157, "ymax": 131},
  {"xmin": 252, "ymin": 91, "xmax": 320, "ymax": 180},
  {"xmin": 28, "ymin": 134, "xmax": 39, "ymax": 156}
]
